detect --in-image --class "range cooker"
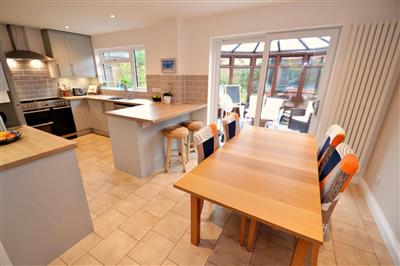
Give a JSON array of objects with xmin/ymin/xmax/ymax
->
[{"xmin": 21, "ymin": 97, "xmax": 77, "ymax": 139}]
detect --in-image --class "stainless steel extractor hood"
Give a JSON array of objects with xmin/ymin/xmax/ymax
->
[{"xmin": 5, "ymin": 24, "xmax": 53, "ymax": 61}]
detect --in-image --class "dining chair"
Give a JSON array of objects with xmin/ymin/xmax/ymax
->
[
  {"xmin": 222, "ymin": 113, "xmax": 241, "ymax": 142},
  {"xmin": 241, "ymin": 142, "xmax": 358, "ymax": 251},
  {"xmin": 193, "ymin": 123, "xmax": 219, "ymax": 164},
  {"xmin": 317, "ymin": 124, "xmax": 346, "ymax": 173}
]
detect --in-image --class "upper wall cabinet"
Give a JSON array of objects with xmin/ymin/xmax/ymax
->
[{"xmin": 41, "ymin": 30, "xmax": 97, "ymax": 78}]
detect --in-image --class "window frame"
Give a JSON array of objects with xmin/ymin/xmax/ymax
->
[{"xmin": 96, "ymin": 46, "xmax": 147, "ymax": 92}]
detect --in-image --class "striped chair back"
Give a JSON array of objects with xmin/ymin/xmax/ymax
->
[
  {"xmin": 194, "ymin": 123, "xmax": 219, "ymax": 163},
  {"xmin": 319, "ymin": 143, "xmax": 358, "ymax": 234},
  {"xmin": 222, "ymin": 113, "xmax": 240, "ymax": 142},
  {"xmin": 318, "ymin": 124, "xmax": 345, "ymax": 173}
]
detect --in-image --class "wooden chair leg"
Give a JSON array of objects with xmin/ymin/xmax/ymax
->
[
  {"xmin": 240, "ymin": 215, "xmax": 247, "ymax": 246},
  {"xmin": 180, "ymin": 138, "xmax": 187, "ymax": 172},
  {"xmin": 186, "ymin": 132, "xmax": 191, "ymax": 163},
  {"xmin": 164, "ymin": 137, "xmax": 172, "ymax": 172},
  {"xmin": 246, "ymin": 219, "xmax": 257, "ymax": 251}
]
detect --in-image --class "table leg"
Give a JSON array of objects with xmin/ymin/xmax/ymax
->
[
  {"xmin": 290, "ymin": 238, "xmax": 312, "ymax": 266},
  {"xmin": 239, "ymin": 215, "xmax": 247, "ymax": 246},
  {"xmin": 246, "ymin": 219, "xmax": 257, "ymax": 251},
  {"xmin": 311, "ymin": 242, "xmax": 320, "ymax": 266},
  {"xmin": 190, "ymin": 195, "xmax": 201, "ymax": 245}
]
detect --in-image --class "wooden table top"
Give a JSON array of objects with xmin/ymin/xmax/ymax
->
[
  {"xmin": 0, "ymin": 125, "xmax": 76, "ymax": 171},
  {"xmin": 174, "ymin": 126, "xmax": 323, "ymax": 243},
  {"xmin": 106, "ymin": 103, "xmax": 207, "ymax": 123}
]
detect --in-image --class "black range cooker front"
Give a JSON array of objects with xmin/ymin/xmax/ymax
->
[{"xmin": 21, "ymin": 97, "xmax": 77, "ymax": 139}]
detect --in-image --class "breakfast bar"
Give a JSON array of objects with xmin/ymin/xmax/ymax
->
[{"xmin": 106, "ymin": 103, "xmax": 207, "ymax": 178}]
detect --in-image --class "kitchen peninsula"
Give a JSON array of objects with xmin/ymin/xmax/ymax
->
[{"xmin": 106, "ymin": 103, "xmax": 207, "ymax": 178}]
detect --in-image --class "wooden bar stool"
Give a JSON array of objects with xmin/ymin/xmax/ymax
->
[
  {"xmin": 181, "ymin": 120, "xmax": 204, "ymax": 161},
  {"xmin": 162, "ymin": 125, "xmax": 189, "ymax": 173}
]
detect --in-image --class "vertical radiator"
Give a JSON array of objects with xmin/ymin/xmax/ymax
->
[{"xmin": 333, "ymin": 20, "xmax": 399, "ymax": 172}]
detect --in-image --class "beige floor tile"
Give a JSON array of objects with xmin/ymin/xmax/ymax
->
[
  {"xmin": 171, "ymin": 196, "xmax": 190, "ymax": 219},
  {"xmin": 202, "ymin": 203, "xmax": 231, "ymax": 228},
  {"xmin": 107, "ymin": 170, "xmax": 131, "ymax": 186},
  {"xmin": 200, "ymin": 220, "xmax": 224, "ymax": 246},
  {"xmin": 331, "ymin": 220, "xmax": 374, "ymax": 252},
  {"xmin": 371, "ymin": 241, "xmax": 394, "ymax": 265},
  {"xmin": 88, "ymin": 193, "xmax": 120, "ymax": 215},
  {"xmin": 331, "ymin": 205, "xmax": 365, "ymax": 228},
  {"xmin": 168, "ymin": 233, "xmax": 213, "ymax": 266},
  {"xmin": 142, "ymin": 195, "xmax": 176, "ymax": 218},
  {"xmin": 48, "ymin": 257, "xmax": 67, "ymax": 265},
  {"xmin": 134, "ymin": 182, "xmax": 164, "ymax": 200},
  {"xmin": 150, "ymin": 173, "xmax": 177, "ymax": 187},
  {"xmin": 208, "ymin": 235, "xmax": 251, "ymax": 266},
  {"xmin": 89, "ymin": 229, "xmax": 137, "ymax": 265},
  {"xmin": 258, "ymin": 224, "xmax": 295, "ymax": 250},
  {"xmin": 251, "ymin": 236, "xmax": 293, "ymax": 266},
  {"xmin": 360, "ymin": 209, "xmax": 376, "ymax": 223},
  {"xmin": 72, "ymin": 253, "xmax": 103, "ymax": 265},
  {"xmin": 159, "ymin": 185, "xmax": 186, "ymax": 202},
  {"xmin": 113, "ymin": 194, "xmax": 148, "ymax": 217},
  {"xmin": 120, "ymin": 210, "xmax": 160, "ymax": 240},
  {"xmin": 85, "ymin": 181, "xmax": 113, "ymax": 198},
  {"xmin": 117, "ymin": 256, "xmax": 140, "ymax": 266},
  {"xmin": 317, "ymin": 248, "xmax": 337, "ymax": 266},
  {"xmin": 222, "ymin": 213, "xmax": 243, "ymax": 241},
  {"xmin": 364, "ymin": 221, "xmax": 385, "ymax": 245},
  {"xmin": 162, "ymin": 259, "xmax": 178, "ymax": 265},
  {"xmin": 153, "ymin": 212, "xmax": 190, "ymax": 242},
  {"xmin": 93, "ymin": 208, "xmax": 128, "ymax": 238},
  {"xmin": 337, "ymin": 193, "xmax": 358, "ymax": 211},
  {"xmin": 107, "ymin": 181, "xmax": 140, "ymax": 199},
  {"xmin": 60, "ymin": 233, "xmax": 102, "ymax": 264},
  {"xmin": 128, "ymin": 231, "xmax": 175, "ymax": 265},
  {"xmin": 334, "ymin": 241, "xmax": 379, "ymax": 265}
]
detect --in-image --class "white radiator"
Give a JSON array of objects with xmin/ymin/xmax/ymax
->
[{"xmin": 333, "ymin": 20, "xmax": 400, "ymax": 171}]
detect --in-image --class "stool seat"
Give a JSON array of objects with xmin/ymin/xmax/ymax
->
[
  {"xmin": 162, "ymin": 126, "xmax": 189, "ymax": 138},
  {"xmin": 181, "ymin": 120, "xmax": 204, "ymax": 132}
]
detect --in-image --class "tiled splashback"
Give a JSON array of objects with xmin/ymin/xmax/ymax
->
[{"xmin": 8, "ymin": 60, "xmax": 58, "ymax": 100}]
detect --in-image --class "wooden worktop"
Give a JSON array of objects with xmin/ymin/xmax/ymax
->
[
  {"xmin": 0, "ymin": 125, "xmax": 76, "ymax": 171},
  {"xmin": 63, "ymin": 95, "xmax": 153, "ymax": 106},
  {"xmin": 106, "ymin": 103, "xmax": 207, "ymax": 124}
]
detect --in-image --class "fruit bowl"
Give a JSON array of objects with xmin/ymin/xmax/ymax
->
[{"xmin": 0, "ymin": 130, "xmax": 22, "ymax": 145}]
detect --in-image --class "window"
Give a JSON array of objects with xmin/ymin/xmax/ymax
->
[{"xmin": 99, "ymin": 48, "xmax": 147, "ymax": 91}]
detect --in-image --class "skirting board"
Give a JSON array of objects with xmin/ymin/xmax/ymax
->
[{"xmin": 358, "ymin": 178, "xmax": 400, "ymax": 265}]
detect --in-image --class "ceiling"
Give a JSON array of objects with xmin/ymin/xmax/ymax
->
[{"xmin": 0, "ymin": 0, "xmax": 275, "ymax": 35}]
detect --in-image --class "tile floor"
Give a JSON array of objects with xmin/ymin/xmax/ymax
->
[{"xmin": 49, "ymin": 134, "xmax": 394, "ymax": 266}]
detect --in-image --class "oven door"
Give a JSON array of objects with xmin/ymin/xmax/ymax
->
[
  {"xmin": 23, "ymin": 108, "xmax": 54, "ymax": 134},
  {"xmin": 51, "ymin": 106, "xmax": 77, "ymax": 138}
]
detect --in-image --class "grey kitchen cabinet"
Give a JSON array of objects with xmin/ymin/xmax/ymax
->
[
  {"xmin": 70, "ymin": 99, "xmax": 90, "ymax": 135},
  {"xmin": 87, "ymin": 100, "xmax": 114, "ymax": 135},
  {"xmin": 42, "ymin": 30, "xmax": 97, "ymax": 78}
]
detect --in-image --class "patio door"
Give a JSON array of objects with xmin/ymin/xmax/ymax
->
[{"xmin": 253, "ymin": 28, "xmax": 340, "ymax": 134}]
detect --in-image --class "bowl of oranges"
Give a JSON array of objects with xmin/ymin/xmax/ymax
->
[{"xmin": 0, "ymin": 130, "xmax": 22, "ymax": 145}]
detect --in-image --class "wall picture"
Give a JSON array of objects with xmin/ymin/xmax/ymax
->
[{"xmin": 161, "ymin": 58, "xmax": 176, "ymax": 73}]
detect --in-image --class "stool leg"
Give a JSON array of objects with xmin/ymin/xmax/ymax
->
[
  {"xmin": 180, "ymin": 138, "xmax": 187, "ymax": 173},
  {"xmin": 186, "ymin": 132, "xmax": 191, "ymax": 163},
  {"xmin": 164, "ymin": 137, "xmax": 172, "ymax": 172}
]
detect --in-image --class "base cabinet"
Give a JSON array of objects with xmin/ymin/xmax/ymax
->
[
  {"xmin": 70, "ymin": 100, "xmax": 90, "ymax": 135},
  {"xmin": 87, "ymin": 100, "xmax": 114, "ymax": 135}
]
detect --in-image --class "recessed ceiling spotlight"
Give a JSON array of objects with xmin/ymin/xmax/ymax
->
[
  {"xmin": 65, "ymin": 26, "xmax": 70, "ymax": 29},
  {"xmin": 110, "ymin": 14, "xmax": 116, "ymax": 18}
]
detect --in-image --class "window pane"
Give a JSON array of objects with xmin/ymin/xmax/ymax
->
[
  {"xmin": 220, "ymin": 57, "xmax": 230, "ymax": 66},
  {"xmin": 232, "ymin": 68, "xmax": 250, "ymax": 103},
  {"xmin": 221, "ymin": 44, "xmax": 238, "ymax": 52},
  {"xmin": 300, "ymin": 37, "xmax": 329, "ymax": 49},
  {"xmin": 103, "ymin": 63, "xmax": 133, "ymax": 89},
  {"xmin": 275, "ymin": 67, "xmax": 302, "ymax": 101},
  {"xmin": 102, "ymin": 51, "xmax": 129, "ymax": 60},
  {"xmin": 256, "ymin": 58, "xmax": 263, "ymax": 66},
  {"xmin": 280, "ymin": 57, "xmax": 303, "ymax": 65},
  {"xmin": 303, "ymin": 67, "xmax": 322, "ymax": 100},
  {"xmin": 270, "ymin": 40, "xmax": 279, "ymax": 52},
  {"xmin": 255, "ymin": 42, "xmax": 265, "ymax": 53},
  {"xmin": 235, "ymin": 42, "xmax": 258, "ymax": 52},
  {"xmin": 252, "ymin": 68, "xmax": 261, "ymax": 96},
  {"xmin": 308, "ymin": 55, "xmax": 325, "ymax": 65},
  {"xmin": 279, "ymin": 39, "xmax": 306, "ymax": 51},
  {"xmin": 268, "ymin": 57, "xmax": 275, "ymax": 65},
  {"xmin": 264, "ymin": 67, "xmax": 274, "ymax": 96},
  {"xmin": 134, "ymin": 50, "xmax": 147, "ymax": 88},
  {"xmin": 219, "ymin": 68, "xmax": 229, "ymax": 91},
  {"xmin": 234, "ymin": 58, "xmax": 250, "ymax": 66}
]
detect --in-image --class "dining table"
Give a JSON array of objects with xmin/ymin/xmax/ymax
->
[{"xmin": 174, "ymin": 125, "xmax": 323, "ymax": 266}]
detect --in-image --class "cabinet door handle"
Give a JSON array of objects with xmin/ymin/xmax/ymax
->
[
  {"xmin": 53, "ymin": 106, "xmax": 71, "ymax": 110},
  {"xmin": 23, "ymin": 108, "xmax": 50, "ymax": 114},
  {"xmin": 31, "ymin": 121, "xmax": 54, "ymax": 128}
]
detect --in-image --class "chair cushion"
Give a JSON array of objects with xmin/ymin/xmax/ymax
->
[
  {"xmin": 162, "ymin": 126, "xmax": 189, "ymax": 138},
  {"xmin": 181, "ymin": 120, "xmax": 204, "ymax": 132}
]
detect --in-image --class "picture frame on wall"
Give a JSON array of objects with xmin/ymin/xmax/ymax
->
[{"xmin": 161, "ymin": 58, "xmax": 176, "ymax": 73}]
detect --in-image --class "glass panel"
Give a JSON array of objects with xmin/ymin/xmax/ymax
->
[
  {"xmin": 255, "ymin": 57, "xmax": 263, "ymax": 66},
  {"xmin": 102, "ymin": 51, "xmax": 129, "ymax": 60},
  {"xmin": 301, "ymin": 37, "xmax": 329, "ymax": 49},
  {"xmin": 220, "ymin": 57, "xmax": 230, "ymax": 66},
  {"xmin": 232, "ymin": 68, "xmax": 250, "ymax": 103},
  {"xmin": 255, "ymin": 42, "xmax": 265, "ymax": 53},
  {"xmin": 275, "ymin": 67, "xmax": 302, "ymax": 102},
  {"xmin": 279, "ymin": 39, "xmax": 306, "ymax": 51},
  {"xmin": 219, "ymin": 68, "xmax": 229, "ymax": 90},
  {"xmin": 321, "ymin": 36, "xmax": 331, "ymax": 42},
  {"xmin": 134, "ymin": 49, "xmax": 147, "ymax": 88},
  {"xmin": 270, "ymin": 40, "xmax": 279, "ymax": 52},
  {"xmin": 252, "ymin": 68, "xmax": 261, "ymax": 96},
  {"xmin": 280, "ymin": 57, "xmax": 303, "ymax": 65},
  {"xmin": 264, "ymin": 67, "xmax": 274, "ymax": 96},
  {"xmin": 308, "ymin": 55, "xmax": 325, "ymax": 65},
  {"xmin": 303, "ymin": 67, "xmax": 322, "ymax": 101},
  {"xmin": 102, "ymin": 63, "xmax": 133, "ymax": 89},
  {"xmin": 235, "ymin": 42, "xmax": 258, "ymax": 52},
  {"xmin": 268, "ymin": 57, "xmax": 276, "ymax": 65},
  {"xmin": 221, "ymin": 44, "xmax": 238, "ymax": 52},
  {"xmin": 234, "ymin": 58, "xmax": 251, "ymax": 66}
]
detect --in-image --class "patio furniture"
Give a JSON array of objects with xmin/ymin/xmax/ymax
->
[
  {"xmin": 317, "ymin": 124, "xmax": 346, "ymax": 173},
  {"xmin": 225, "ymin": 85, "xmax": 241, "ymax": 106},
  {"xmin": 174, "ymin": 126, "xmax": 323, "ymax": 266},
  {"xmin": 288, "ymin": 100, "xmax": 314, "ymax": 133},
  {"xmin": 244, "ymin": 96, "xmax": 285, "ymax": 127},
  {"xmin": 222, "ymin": 113, "xmax": 241, "ymax": 141}
]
